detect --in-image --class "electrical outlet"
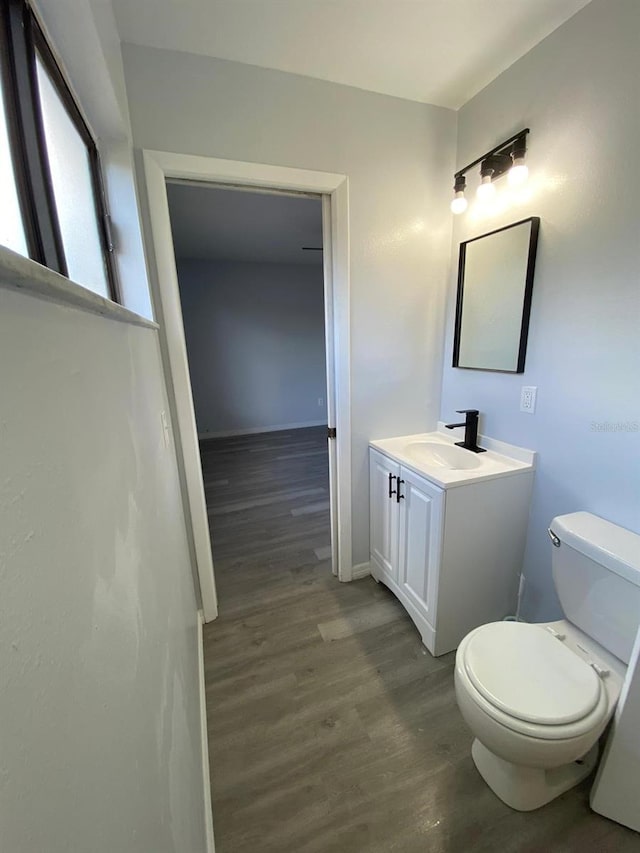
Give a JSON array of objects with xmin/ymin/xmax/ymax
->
[
  {"xmin": 318, "ymin": 397, "xmax": 324, "ymax": 407},
  {"xmin": 520, "ymin": 386, "xmax": 537, "ymax": 413}
]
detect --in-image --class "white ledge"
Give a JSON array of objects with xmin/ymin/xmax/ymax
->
[{"xmin": 0, "ymin": 246, "xmax": 158, "ymax": 330}]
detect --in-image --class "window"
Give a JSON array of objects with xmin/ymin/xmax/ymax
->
[
  {"xmin": 0, "ymin": 74, "xmax": 28, "ymax": 256},
  {"xmin": 0, "ymin": 0, "xmax": 119, "ymax": 300}
]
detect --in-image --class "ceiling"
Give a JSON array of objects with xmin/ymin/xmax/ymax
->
[
  {"xmin": 112, "ymin": 0, "xmax": 591, "ymax": 109},
  {"xmin": 166, "ymin": 182, "xmax": 323, "ymax": 265}
]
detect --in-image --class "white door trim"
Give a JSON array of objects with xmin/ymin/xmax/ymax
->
[
  {"xmin": 321, "ymin": 194, "xmax": 338, "ymax": 577},
  {"xmin": 197, "ymin": 612, "xmax": 216, "ymax": 851},
  {"xmin": 140, "ymin": 151, "xmax": 353, "ymax": 616}
]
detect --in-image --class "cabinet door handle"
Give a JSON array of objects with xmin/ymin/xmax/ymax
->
[
  {"xmin": 388, "ymin": 472, "xmax": 397, "ymax": 499},
  {"xmin": 397, "ymin": 479, "xmax": 405, "ymax": 502}
]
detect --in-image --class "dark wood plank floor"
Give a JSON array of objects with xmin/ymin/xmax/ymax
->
[{"xmin": 201, "ymin": 427, "xmax": 638, "ymax": 852}]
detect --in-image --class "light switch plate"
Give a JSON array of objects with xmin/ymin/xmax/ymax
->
[{"xmin": 520, "ymin": 386, "xmax": 537, "ymax": 413}]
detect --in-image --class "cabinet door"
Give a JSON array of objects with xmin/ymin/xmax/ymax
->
[
  {"xmin": 369, "ymin": 449, "xmax": 400, "ymax": 580},
  {"xmin": 397, "ymin": 467, "xmax": 444, "ymax": 625}
]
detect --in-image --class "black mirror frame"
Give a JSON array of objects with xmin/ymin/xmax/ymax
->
[{"xmin": 452, "ymin": 216, "xmax": 540, "ymax": 374}]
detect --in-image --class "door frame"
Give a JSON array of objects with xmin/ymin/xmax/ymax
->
[{"xmin": 139, "ymin": 150, "xmax": 352, "ymax": 621}]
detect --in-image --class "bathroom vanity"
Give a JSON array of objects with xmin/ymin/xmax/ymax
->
[{"xmin": 369, "ymin": 426, "xmax": 535, "ymax": 656}]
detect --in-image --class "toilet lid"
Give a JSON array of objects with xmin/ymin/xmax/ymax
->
[{"xmin": 463, "ymin": 622, "xmax": 602, "ymax": 725}]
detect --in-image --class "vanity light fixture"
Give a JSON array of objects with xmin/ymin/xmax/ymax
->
[
  {"xmin": 450, "ymin": 174, "xmax": 468, "ymax": 214},
  {"xmin": 508, "ymin": 134, "xmax": 529, "ymax": 186},
  {"xmin": 477, "ymin": 162, "xmax": 498, "ymax": 202},
  {"xmin": 451, "ymin": 129, "xmax": 530, "ymax": 214}
]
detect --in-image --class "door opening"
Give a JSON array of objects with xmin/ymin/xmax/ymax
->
[
  {"xmin": 166, "ymin": 181, "xmax": 338, "ymax": 597},
  {"xmin": 140, "ymin": 151, "xmax": 352, "ymax": 621}
]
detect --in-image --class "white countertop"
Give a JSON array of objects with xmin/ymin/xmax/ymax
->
[{"xmin": 370, "ymin": 427, "xmax": 535, "ymax": 489}]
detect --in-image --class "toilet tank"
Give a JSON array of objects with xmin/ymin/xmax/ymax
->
[{"xmin": 550, "ymin": 512, "xmax": 640, "ymax": 664}]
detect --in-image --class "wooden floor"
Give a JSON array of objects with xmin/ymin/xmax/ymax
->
[{"xmin": 201, "ymin": 427, "xmax": 638, "ymax": 852}]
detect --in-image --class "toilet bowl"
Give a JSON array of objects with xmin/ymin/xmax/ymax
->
[
  {"xmin": 454, "ymin": 512, "xmax": 640, "ymax": 812},
  {"xmin": 455, "ymin": 620, "xmax": 624, "ymax": 810}
]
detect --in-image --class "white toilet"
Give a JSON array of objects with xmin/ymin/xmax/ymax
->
[{"xmin": 455, "ymin": 511, "xmax": 640, "ymax": 812}]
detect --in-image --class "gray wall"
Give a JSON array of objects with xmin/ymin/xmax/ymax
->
[
  {"xmin": 441, "ymin": 0, "xmax": 640, "ymax": 621},
  {"xmin": 178, "ymin": 259, "xmax": 328, "ymax": 435},
  {"xmin": 121, "ymin": 44, "xmax": 456, "ymax": 567},
  {"xmin": 0, "ymin": 275, "xmax": 207, "ymax": 852}
]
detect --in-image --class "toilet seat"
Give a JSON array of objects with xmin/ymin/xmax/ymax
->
[
  {"xmin": 464, "ymin": 622, "xmax": 602, "ymax": 724},
  {"xmin": 458, "ymin": 622, "xmax": 610, "ymax": 741}
]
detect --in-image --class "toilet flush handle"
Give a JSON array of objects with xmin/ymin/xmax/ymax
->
[{"xmin": 547, "ymin": 527, "xmax": 561, "ymax": 547}]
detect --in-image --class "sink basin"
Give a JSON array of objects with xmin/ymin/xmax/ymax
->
[
  {"xmin": 404, "ymin": 441, "xmax": 482, "ymax": 470},
  {"xmin": 371, "ymin": 430, "xmax": 535, "ymax": 489}
]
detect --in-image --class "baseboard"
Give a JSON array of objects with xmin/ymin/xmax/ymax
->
[
  {"xmin": 197, "ymin": 611, "xmax": 216, "ymax": 853},
  {"xmin": 198, "ymin": 420, "xmax": 328, "ymax": 440},
  {"xmin": 351, "ymin": 561, "xmax": 371, "ymax": 580}
]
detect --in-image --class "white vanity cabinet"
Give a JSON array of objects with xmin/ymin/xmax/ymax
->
[
  {"xmin": 369, "ymin": 450, "xmax": 401, "ymax": 581},
  {"xmin": 369, "ymin": 449, "xmax": 444, "ymax": 648},
  {"xmin": 369, "ymin": 436, "xmax": 534, "ymax": 657},
  {"xmin": 396, "ymin": 466, "xmax": 444, "ymax": 633}
]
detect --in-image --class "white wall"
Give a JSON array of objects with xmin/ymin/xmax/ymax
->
[
  {"xmin": 0, "ymin": 272, "xmax": 207, "ymax": 852},
  {"xmin": 121, "ymin": 45, "xmax": 456, "ymax": 565},
  {"xmin": 178, "ymin": 259, "xmax": 327, "ymax": 436},
  {"xmin": 441, "ymin": 0, "xmax": 640, "ymax": 620},
  {"xmin": 0, "ymin": 3, "xmax": 210, "ymax": 848}
]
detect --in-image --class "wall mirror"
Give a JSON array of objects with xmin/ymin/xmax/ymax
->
[{"xmin": 453, "ymin": 217, "xmax": 540, "ymax": 373}]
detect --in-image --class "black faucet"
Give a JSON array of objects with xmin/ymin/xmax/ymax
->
[{"xmin": 445, "ymin": 409, "xmax": 486, "ymax": 453}]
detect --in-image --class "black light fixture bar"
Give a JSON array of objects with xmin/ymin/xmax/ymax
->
[{"xmin": 454, "ymin": 128, "xmax": 530, "ymax": 179}]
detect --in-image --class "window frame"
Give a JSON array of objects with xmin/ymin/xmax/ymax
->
[{"xmin": 0, "ymin": 0, "xmax": 120, "ymax": 302}]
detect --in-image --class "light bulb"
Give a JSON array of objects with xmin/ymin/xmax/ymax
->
[
  {"xmin": 477, "ymin": 175, "xmax": 496, "ymax": 202},
  {"xmin": 450, "ymin": 191, "xmax": 468, "ymax": 214},
  {"xmin": 508, "ymin": 157, "xmax": 529, "ymax": 186}
]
